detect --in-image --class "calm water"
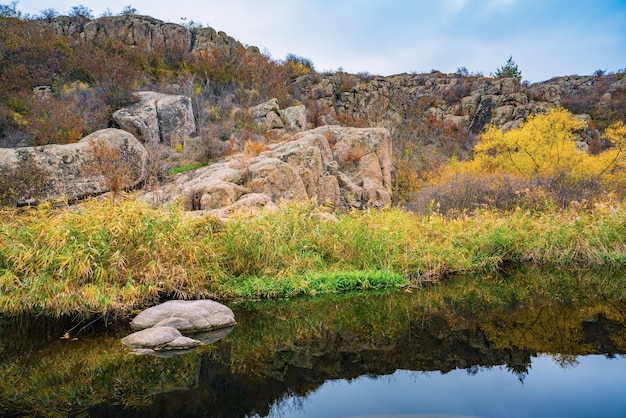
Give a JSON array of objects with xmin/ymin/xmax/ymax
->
[
  {"xmin": 269, "ymin": 355, "xmax": 626, "ymax": 418},
  {"xmin": 2, "ymin": 270, "xmax": 626, "ymax": 417}
]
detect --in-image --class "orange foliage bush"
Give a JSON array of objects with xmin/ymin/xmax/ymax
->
[
  {"xmin": 243, "ymin": 140, "xmax": 268, "ymax": 156},
  {"xmin": 335, "ymin": 112, "xmax": 368, "ymax": 128},
  {"xmin": 82, "ymin": 139, "xmax": 132, "ymax": 203}
]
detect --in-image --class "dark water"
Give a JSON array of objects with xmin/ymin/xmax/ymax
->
[{"xmin": 2, "ymin": 272, "xmax": 626, "ymax": 417}]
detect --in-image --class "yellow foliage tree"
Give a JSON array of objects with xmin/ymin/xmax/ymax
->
[
  {"xmin": 464, "ymin": 108, "xmax": 626, "ymax": 191},
  {"xmin": 472, "ymin": 108, "xmax": 585, "ymax": 176}
]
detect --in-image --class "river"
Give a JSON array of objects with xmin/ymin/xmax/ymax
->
[{"xmin": 1, "ymin": 269, "xmax": 625, "ymax": 417}]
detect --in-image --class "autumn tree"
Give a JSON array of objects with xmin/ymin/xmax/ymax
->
[
  {"xmin": 465, "ymin": 108, "xmax": 626, "ymax": 199},
  {"xmin": 411, "ymin": 109, "xmax": 626, "ymax": 213},
  {"xmin": 82, "ymin": 139, "xmax": 132, "ymax": 204}
]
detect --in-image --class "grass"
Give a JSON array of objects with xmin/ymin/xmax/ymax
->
[
  {"xmin": 167, "ymin": 163, "xmax": 207, "ymax": 176},
  {"xmin": 1, "ymin": 196, "xmax": 626, "ymax": 317}
]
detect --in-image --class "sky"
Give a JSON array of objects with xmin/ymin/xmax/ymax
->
[{"xmin": 12, "ymin": 0, "xmax": 626, "ymax": 83}]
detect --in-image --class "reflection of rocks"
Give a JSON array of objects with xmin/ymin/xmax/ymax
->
[
  {"xmin": 122, "ymin": 300, "xmax": 236, "ymax": 356},
  {"xmin": 121, "ymin": 326, "xmax": 234, "ymax": 358}
]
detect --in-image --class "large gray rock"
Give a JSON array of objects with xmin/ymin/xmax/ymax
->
[
  {"xmin": 318, "ymin": 126, "xmax": 393, "ymax": 208},
  {"xmin": 280, "ymin": 105, "xmax": 307, "ymax": 131},
  {"xmin": 0, "ymin": 128, "xmax": 147, "ymax": 205},
  {"xmin": 130, "ymin": 300, "xmax": 236, "ymax": 332},
  {"xmin": 246, "ymin": 158, "xmax": 308, "ymax": 202},
  {"xmin": 113, "ymin": 91, "xmax": 196, "ymax": 146},
  {"xmin": 250, "ymin": 99, "xmax": 308, "ymax": 137}
]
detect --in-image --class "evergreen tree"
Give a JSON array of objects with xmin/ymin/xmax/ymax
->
[{"xmin": 495, "ymin": 56, "xmax": 522, "ymax": 82}]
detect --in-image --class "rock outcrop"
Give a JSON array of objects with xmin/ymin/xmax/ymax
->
[
  {"xmin": 297, "ymin": 71, "xmax": 624, "ymax": 151},
  {"xmin": 299, "ymin": 72, "xmax": 546, "ymax": 135},
  {"xmin": 113, "ymin": 91, "xmax": 196, "ymax": 146},
  {"xmin": 250, "ymin": 98, "xmax": 308, "ymax": 138},
  {"xmin": 122, "ymin": 299, "xmax": 236, "ymax": 356},
  {"xmin": 0, "ymin": 128, "xmax": 148, "ymax": 204},
  {"xmin": 44, "ymin": 14, "xmax": 253, "ymax": 59},
  {"xmin": 141, "ymin": 125, "xmax": 392, "ymax": 215}
]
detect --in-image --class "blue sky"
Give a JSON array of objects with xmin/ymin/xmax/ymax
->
[{"xmin": 13, "ymin": 0, "xmax": 626, "ymax": 82}]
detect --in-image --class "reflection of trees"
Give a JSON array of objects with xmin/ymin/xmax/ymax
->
[
  {"xmin": 552, "ymin": 353, "xmax": 580, "ymax": 369},
  {"xmin": 2, "ymin": 288, "xmax": 626, "ymax": 417},
  {"xmin": 0, "ymin": 318, "xmax": 205, "ymax": 417},
  {"xmin": 102, "ymin": 295, "xmax": 626, "ymax": 417}
]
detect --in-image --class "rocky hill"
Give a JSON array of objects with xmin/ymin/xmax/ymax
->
[{"xmin": 1, "ymin": 13, "xmax": 625, "ymax": 210}]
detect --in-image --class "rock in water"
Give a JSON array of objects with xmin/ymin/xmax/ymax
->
[
  {"xmin": 121, "ymin": 326, "xmax": 203, "ymax": 351},
  {"xmin": 130, "ymin": 300, "xmax": 236, "ymax": 332}
]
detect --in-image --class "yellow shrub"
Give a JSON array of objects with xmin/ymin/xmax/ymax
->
[
  {"xmin": 459, "ymin": 108, "xmax": 626, "ymax": 193},
  {"xmin": 473, "ymin": 108, "xmax": 586, "ymax": 176}
]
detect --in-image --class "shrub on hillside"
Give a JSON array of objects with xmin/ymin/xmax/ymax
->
[
  {"xmin": 0, "ymin": 150, "xmax": 51, "ymax": 206},
  {"xmin": 407, "ymin": 172, "xmax": 550, "ymax": 215},
  {"xmin": 285, "ymin": 53, "xmax": 315, "ymax": 78},
  {"xmin": 392, "ymin": 110, "xmax": 475, "ymax": 204},
  {"xmin": 26, "ymin": 88, "xmax": 110, "ymax": 145},
  {"xmin": 407, "ymin": 172, "xmax": 606, "ymax": 215},
  {"xmin": 82, "ymin": 139, "xmax": 134, "ymax": 204}
]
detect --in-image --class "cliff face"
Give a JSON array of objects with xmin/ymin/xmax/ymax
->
[
  {"xmin": 42, "ymin": 14, "xmax": 255, "ymax": 56},
  {"xmin": 298, "ymin": 71, "xmax": 626, "ymax": 142}
]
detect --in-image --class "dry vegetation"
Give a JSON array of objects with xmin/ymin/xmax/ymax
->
[{"xmin": 3, "ymin": 198, "xmax": 626, "ymax": 317}]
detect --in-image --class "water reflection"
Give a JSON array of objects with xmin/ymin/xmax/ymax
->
[
  {"xmin": 1, "ymin": 270, "xmax": 626, "ymax": 417},
  {"xmin": 269, "ymin": 354, "xmax": 626, "ymax": 418}
]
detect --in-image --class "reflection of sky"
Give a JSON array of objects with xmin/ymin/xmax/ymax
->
[{"xmin": 268, "ymin": 355, "xmax": 626, "ymax": 418}]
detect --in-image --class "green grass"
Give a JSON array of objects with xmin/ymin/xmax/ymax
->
[
  {"xmin": 168, "ymin": 163, "xmax": 206, "ymax": 176},
  {"xmin": 2, "ymin": 196, "xmax": 626, "ymax": 317}
]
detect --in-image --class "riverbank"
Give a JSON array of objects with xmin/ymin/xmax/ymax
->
[{"xmin": 1, "ymin": 196, "xmax": 626, "ymax": 318}]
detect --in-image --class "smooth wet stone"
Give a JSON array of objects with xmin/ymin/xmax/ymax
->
[
  {"xmin": 121, "ymin": 326, "xmax": 203, "ymax": 351},
  {"xmin": 130, "ymin": 300, "xmax": 236, "ymax": 332}
]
